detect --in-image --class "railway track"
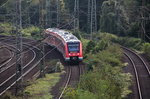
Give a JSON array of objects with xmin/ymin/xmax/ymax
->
[
  {"xmin": 0, "ymin": 44, "xmax": 20, "ymax": 73},
  {"xmin": 0, "ymin": 35, "xmax": 65, "ymax": 96},
  {"xmin": 0, "ymin": 47, "xmax": 14, "ymax": 68},
  {"xmin": 0, "ymin": 39, "xmax": 38, "ymax": 73},
  {"xmin": 53, "ymin": 64, "xmax": 84, "ymax": 99},
  {"xmin": 123, "ymin": 47, "xmax": 150, "ymax": 99},
  {"xmin": 0, "ymin": 36, "xmax": 43, "ymax": 96}
]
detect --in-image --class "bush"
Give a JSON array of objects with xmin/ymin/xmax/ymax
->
[
  {"xmin": 21, "ymin": 26, "xmax": 41, "ymax": 39},
  {"xmin": 0, "ymin": 23, "xmax": 14, "ymax": 35},
  {"xmin": 94, "ymin": 32, "xmax": 118, "ymax": 42},
  {"xmin": 24, "ymin": 73, "xmax": 61, "ymax": 99},
  {"xmin": 142, "ymin": 43, "xmax": 150, "ymax": 58},
  {"xmin": 1, "ymin": 92, "xmax": 19, "ymax": 99},
  {"xmin": 85, "ymin": 40, "xmax": 96, "ymax": 54},
  {"xmin": 64, "ymin": 88, "xmax": 97, "ymax": 99},
  {"xmin": 114, "ymin": 37, "xmax": 143, "ymax": 50},
  {"xmin": 46, "ymin": 59, "xmax": 63, "ymax": 73}
]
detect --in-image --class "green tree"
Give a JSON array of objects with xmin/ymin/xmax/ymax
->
[{"xmin": 100, "ymin": 0, "xmax": 129, "ymax": 36}]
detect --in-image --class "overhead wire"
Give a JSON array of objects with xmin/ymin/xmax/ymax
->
[{"xmin": 0, "ymin": 0, "xmax": 10, "ymax": 8}]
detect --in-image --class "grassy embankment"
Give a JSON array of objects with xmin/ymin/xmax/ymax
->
[
  {"xmin": 23, "ymin": 60, "xmax": 64, "ymax": 99},
  {"xmin": 23, "ymin": 73, "xmax": 60, "ymax": 99}
]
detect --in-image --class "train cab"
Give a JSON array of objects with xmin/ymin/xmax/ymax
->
[{"xmin": 44, "ymin": 28, "xmax": 83, "ymax": 62}]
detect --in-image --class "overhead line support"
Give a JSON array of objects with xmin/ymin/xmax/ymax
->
[
  {"xmin": 88, "ymin": 0, "xmax": 97, "ymax": 40},
  {"xmin": 74, "ymin": 0, "xmax": 79, "ymax": 32},
  {"xmin": 15, "ymin": 0, "xmax": 23, "ymax": 96}
]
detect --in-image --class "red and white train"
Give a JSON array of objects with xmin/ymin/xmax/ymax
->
[{"xmin": 44, "ymin": 28, "xmax": 83, "ymax": 61}]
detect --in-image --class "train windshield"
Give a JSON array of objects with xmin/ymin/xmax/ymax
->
[{"xmin": 68, "ymin": 43, "xmax": 79, "ymax": 52}]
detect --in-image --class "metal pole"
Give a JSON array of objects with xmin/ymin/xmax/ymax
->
[
  {"xmin": 46, "ymin": 0, "xmax": 48, "ymax": 27},
  {"xmin": 74, "ymin": 0, "xmax": 79, "ymax": 32},
  {"xmin": 40, "ymin": 32, "xmax": 45, "ymax": 77},
  {"xmin": 39, "ymin": 0, "xmax": 45, "ymax": 77},
  {"xmin": 49, "ymin": 0, "xmax": 52, "ymax": 28},
  {"xmin": 93, "ymin": 0, "xmax": 97, "ymax": 32},
  {"xmin": 57, "ymin": 0, "xmax": 60, "ymax": 28},
  {"xmin": 116, "ymin": 0, "xmax": 120, "ymax": 35},
  {"xmin": 87, "ymin": 0, "xmax": 91, "ymax": 34},
  {"xmin": 88, "ymin": 0, "xmax": 97, "ymax": 40},
  {"xmin": 90, "ymin": 0, "xmax": 93, "ymax": 40},
  {"xmin": 39, "ymin": 0, "xmax": 44, "ymax": 28},
  {"xmin": 15, "ymin": 0, "xmax": 23, "ymax": 96},
  {"xmin": 141, "ymin": 0, "xmax": 146, "ymax": 41}
]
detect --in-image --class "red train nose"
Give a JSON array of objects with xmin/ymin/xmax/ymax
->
[{"xmin": 69, "ymin": 53, "xmax": 79, "ymax": 56}]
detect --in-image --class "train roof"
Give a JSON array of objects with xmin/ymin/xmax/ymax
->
[{"xmin": 46, "ymin": 28, "xmax": 80, "ymax": 43}]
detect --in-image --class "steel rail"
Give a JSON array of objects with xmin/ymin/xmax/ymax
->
[
  {"xmin": 0, "ymin": 35, "xmax": 44, "ymax": 95},
  {"xmin": 0, "ymin": 47, "xmax": 42, "ymax": 96},
  {"xmin": 0, "ymin": 43, "xmax": 21, "ymax": 73},
  {"xmin": 0, "ymin": 43, "xmax": 35, "ymax": 73},
  {"xmin": 58, "ymin": 64, "xmax": 82, "ymax": 99},
  {"xmin": 0, "ymin": 37, "xmax": 44, "ymax": 73},
  {"xmin": 58, "ymin": 66, "xmax": 72, "ymax": 99},
  {"xmin": 0, "ymin": 46, "xmax": 37, "ymax": 95},
  {"xmin": 0, "ymin": 47, "xmax": 36, "ymax": 86},
  {"xmin": 122, "ymin": 46, "xmax": 150, "ymax": 99},
  {"xmin": 0, "ymin": 47, "xmax": 14, "ymax": 68},
  {"xmin": 79, "ymin": 64, "xmax": 84, "ymax": 77},
  {"xmin": 122, "ymin": 46, "xmax": 150, "ymax": 76},
  {"xmin": 0, "ymin": 35, "xmax": 44, "ymax": 55},
  {"xmin": 124, "ymin": 52, "xmax": 143, "ymax": 99}
]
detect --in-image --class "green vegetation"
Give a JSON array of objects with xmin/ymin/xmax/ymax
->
[
  {"xmin": 1, "ymin": 0, "xmax": 150, "ymax": 39},
  {"xmin": 0, "ymin": 23, "xmax": 42, "ymax": 40},
  {"xmin": 1, "ymin": 73, "xmax": 61, "ymax": 99},
  {"xmin": 1, "ymin": 92, "xmax": 20, "ymax": 99},
  {"xmin": 142, "ymin": 43, "xmax": 150, "ymax": 58},
  {"xmin": 113, "ymin": 37, "xmax": 143, "ymax": 50},
  {"xmin": 21, "ymin": 26, "xmax": 42, "ymax": 40},
  {"xmin": 24, "ymin": 73, "xmax": 61, "ymax": 99},
  {"xmin": 78, "ymin": 32, "xmax": 150, "ymax": 99},
  {"xmin": 22, "ymin": 60, "xmax": 64, "ymax": 99},
  {"xmin": 46, "ymin": 59, "xmax": 64, "ymax": 73},
  {"xmin": 0, "ymin": 23, "xmax": 14, "ymax": 35},
  {"xmin": 1, "ymin": 0, "xmax": 150, "ymax": 98},
  {"xmin": 64, "ymin": 33, "xmax": 132, "ymax": 99},
  {"xmin": 100, "ymin": 0, "xmax": 129, "ymax": 35}
]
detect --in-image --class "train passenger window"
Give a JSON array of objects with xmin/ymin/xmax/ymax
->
[{"xmin": 68, "ymin": 43, "xmax": 79, "ymax": 52}]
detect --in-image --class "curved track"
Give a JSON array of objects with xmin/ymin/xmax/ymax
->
[
  {"xmin": 123, "ymin": 47, "xmax": 150, "ymax": 99},
  {"xmin": 0, "ymin": 36, "xmax": 43, "ymax": 96},
  {"xmin": 0, "ymin": 44, "xmax": 20, "ymax": 73},
  {"xmin": 0, "ymin": 47, "xmax": 14, "ymax": 69}
]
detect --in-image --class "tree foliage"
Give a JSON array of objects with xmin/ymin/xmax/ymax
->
[
  {"xmin": 0, "ymin": 0, "xmax": 150, "ymax": 38},
  {"xmin": 100, "ymin": 0, "xmax": 129, "ymax": 35}
]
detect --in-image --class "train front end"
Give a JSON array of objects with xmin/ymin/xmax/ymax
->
[{"xmin": 65, "ymin": 41, "xmax": 83, "ymax": 61}]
